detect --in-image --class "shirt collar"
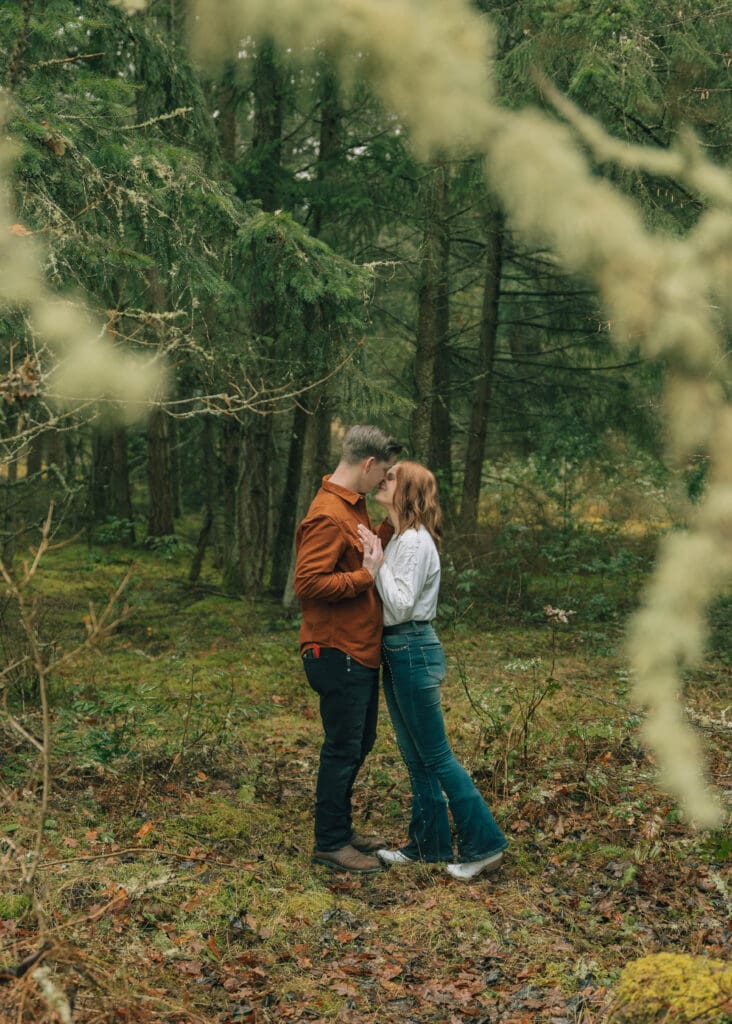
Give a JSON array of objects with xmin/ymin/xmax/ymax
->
[{"xmin": 322, "ymin": 474, "xmax": 365, "ymax": 506}]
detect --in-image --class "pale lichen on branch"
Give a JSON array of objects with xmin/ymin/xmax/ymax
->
[{"xmin": 0, "ymin": 95, "xmax": 167, "ymax": 419}]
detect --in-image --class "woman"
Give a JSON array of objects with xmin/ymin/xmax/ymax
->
[{"xmin": 358, "ymin": 461, "xmax": 508, "ymax": 881}]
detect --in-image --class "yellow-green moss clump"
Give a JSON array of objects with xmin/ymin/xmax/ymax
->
[
  {"xmin": 0, "ymin": 894, "xmax": 31, "ymax": 919},
  {"xmin": 612, "ymin": 953, "xmax": 732, "ymax": 1024}
]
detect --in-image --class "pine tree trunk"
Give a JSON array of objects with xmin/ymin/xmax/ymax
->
[
  {"xmin": 46, "ymin": 428, "xmax": 65, "ymax": 469},
  {"xmin": 26, "ymin": 431, "xmax": 43, "ymax": 478},
  {"xmin": 280, "ymin": 65, "xmax": 340, "ymax": 604},
  {"xmin": 216, "ymin": 60, "xmax": 239, "ymax": 167},
  {"xmin": 147, "ymin": 407, "xmax": 175, "ymax": 538},
  {"xmin": 270, "ymin": 404, "xmax": 307, "ymax": 596},
  {"xmin": 169, "ymin": 417, "xmax": 182, "ymax": 519},
  {"xmin": 459, "ymin": 207, "xmax": 504, "ymax": 532},
  {"xmin": 208, "ymin": 70, "xmax": 240, "ymax": 582},
  {"xmin": 412, "ymin": 163, "xmax": 450, "ymax": 463},
  {"xmin": 251, "ymin": 39, "xmax": 284, "ymax": 213},
  {"xmin": 1, "ymin": 480, "xmax": 15, "ymax": 568},
  {"xmin": 431, "ymin": 194, "xmax": 453, "ymax": 517},
  {"xmin": 110, "ymin": 428, "xmax": 134, "ymax": 541},
  {"xmin": 167, "ymin": 0, "xmax": 186, "ymax": 40},
  {"xmin": 282, "ymin": 411, "xmax": 320, "ymax": 610},
  {"xmin": 189, "ymin": 507, "xmax": 212, "ymax": 584},
  {"xmin": 311, "ymin": 66, "xmax": 340, "ymax": 241},
  {"xmin": 221, "ymin": 417, "xmax": 241, "ymax": 592},
  {"xmin": 236, "ymin": 412, "xmax": 272, "ymax": 593},
  {"xmin": 313, "ymin": 394, "xmax": 333, "ymax": 485},
  {"xmin": 230, "ymin": 38, "xmax": 285, "ymax": 593},
  {"xmin": 91, "ymin": 427, "xmax": 114, "ymax": 523},
  {"xmin": 2, "ymin": 416, "xmax": 18, "ymax": 566},
  {"xmin": 91, "ymin": 425, "xmax": 134, "ymax": 540},
  {"xmin": 188, "ymin": 412, "xmax": 222, "ymax": 582}
]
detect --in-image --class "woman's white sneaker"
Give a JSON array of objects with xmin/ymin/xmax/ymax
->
[
  {"xmin": 446, "ymin": 851, "xmax": 504, "ymax": 881},
  {"xmin": 377, "ymin": 849, "xmax": 415, "ymax": 866}
]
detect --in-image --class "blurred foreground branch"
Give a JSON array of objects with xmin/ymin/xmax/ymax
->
[{"xmin": 0, "ymin": 504, "xmax": 133, "ymax": 896}]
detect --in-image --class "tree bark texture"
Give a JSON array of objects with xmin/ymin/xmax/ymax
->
[
  {"xmin": 250, "ymin": 39, "xmax": 284, "ymax": 212},
  {"xmin": 228, "ymin": 38, "xmax": 285, "ymax": 592},
  {"xmin": 221, "ymin": 416, "xmax": 241, "ymax": 592},
  {"xmin": 216, "ymin": 60, "xmax": 240, "ymax": 168},
  {"xmin": 431, "ymin": 300, "xmax": 453, "ymax": 519},
  {"xmin": 169, "ymin": 416, "xmax": 182, "ymax": 519},
  {"xmin": 26, "ymin": 432, "xmax": 43, "ymax": 478},
  {"xmin": 412, "ymin": 164, "xmax": 450, "ymax": 464},
  {"xmin": 282, "ymin": 409, "xmax": 320, "ymax": 610},
  {"xmin": 199, "ymin": 413, "xmax": 223, "ymax": 569},
  {"xmin": 311, "ymin": 66, "xmax": 341, "ymax": 242},
  {"xmin": 91, "ymin": 425, "xmax": 134, "ymax": 540},
  {"xmin": 147, "ymin": 407, "xmax": 175, "ymax": 538},
  {"xmin": 270, "ymin": 404, "xmax": 308, "ymax": 596},
  {"xmin": 236, "ymin": 411, "xmax": 273, "ymax": 593},
  {"xmin": 459, "ymin": 207, "xmax": 504, "ymax": 532},
  {"xmin": 278, "ymin": 68, "xmax": 341, "ymax": 601}
]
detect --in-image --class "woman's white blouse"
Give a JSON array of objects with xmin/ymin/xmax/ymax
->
[{"xmin": 375, "ymin": 526, "xmax": 441, "ymax": 626}]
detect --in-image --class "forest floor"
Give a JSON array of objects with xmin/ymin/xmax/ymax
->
[{"xmin": 0, "ymin": 537, "xmax": 730, "ymax": 1023}]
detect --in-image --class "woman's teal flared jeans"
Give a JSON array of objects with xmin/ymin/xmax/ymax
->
[{"xmin": 382, "ymin": 622, "xmax": 508, "ymax": 863}]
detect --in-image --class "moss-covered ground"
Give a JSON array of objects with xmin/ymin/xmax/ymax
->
[{"xmin": 0, "ymin": 536, "xmax": 729, "ymax": 1023}]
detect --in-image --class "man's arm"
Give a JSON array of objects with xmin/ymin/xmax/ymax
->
[{"xmin": 294, "ymin": 515, "xmax": 374, "ymax": 602}]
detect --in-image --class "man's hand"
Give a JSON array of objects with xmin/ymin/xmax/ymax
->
[{"xmin": 358, "ymin": 524, "xmax": 383, "ymax": 578}]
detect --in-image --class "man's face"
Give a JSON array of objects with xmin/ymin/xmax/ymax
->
[{"xmin": 360, "ymin": 456, "xmax": 396, "ymax": 494}]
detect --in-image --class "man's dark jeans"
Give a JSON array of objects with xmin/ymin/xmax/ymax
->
[{"xmin": 303, "ymin": 647, "xmax": 379, "ymax": 851}]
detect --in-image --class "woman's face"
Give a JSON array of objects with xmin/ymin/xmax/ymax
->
[{"xmin": 374, "ymin": 466, "xmax": 399, "ymax": 508}]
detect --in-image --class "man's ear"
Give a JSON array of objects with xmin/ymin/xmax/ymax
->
[{"xmin": 363, "ymin": 456, "xmax": 376, "ymax": 473}]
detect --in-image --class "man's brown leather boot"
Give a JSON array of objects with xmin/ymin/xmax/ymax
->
[
  {"xmin": 312, "ymin": 844, "xmax": 383, "ymax": 873},
  {"xmin": 350, "ymin": 831, "xmax": 388, "ymax": 853}
]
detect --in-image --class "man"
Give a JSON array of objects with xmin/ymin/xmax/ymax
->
[{"xmin": 294, "ymin": 424, "xmax": 404, "ymax": 872}]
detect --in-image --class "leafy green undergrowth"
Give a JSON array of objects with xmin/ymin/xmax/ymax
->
[
  {"xmin": 0, "ymin": 541, "xmax": 729, "ymax": 1023},
  {"xmin": 442, "ymin": 522, "xmax": 660, "ymax": 629}
]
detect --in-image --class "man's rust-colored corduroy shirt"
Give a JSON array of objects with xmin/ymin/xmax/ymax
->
[{"xmin": 294, "ymin": 476, "xmax": 393, "ymax": 669}]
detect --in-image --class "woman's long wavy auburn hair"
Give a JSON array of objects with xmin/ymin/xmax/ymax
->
[{"xmin": 393, "ymin": 461, "xmax": 443, "ymax": 551}]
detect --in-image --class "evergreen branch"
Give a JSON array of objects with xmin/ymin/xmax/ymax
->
[
  {"xmin": 119, "ymin": 107, "xmax": 193, "ymax": 131},
  {"xmin": 497, "ymin": 356, "xmax": 646, "ymax": 373},
  {"xmin": 35, "ymin": 52, "xmax": 105, "ymax": 68}
]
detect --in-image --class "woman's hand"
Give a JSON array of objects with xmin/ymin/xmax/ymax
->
[{"xmin": 358, "ymin": 523, "xmax": 383, "ymax": 578}]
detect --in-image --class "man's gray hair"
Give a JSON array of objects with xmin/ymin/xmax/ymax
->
[{"xmin": 341, "ymin": 425, "xmax": 404, "ymax": 464}]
